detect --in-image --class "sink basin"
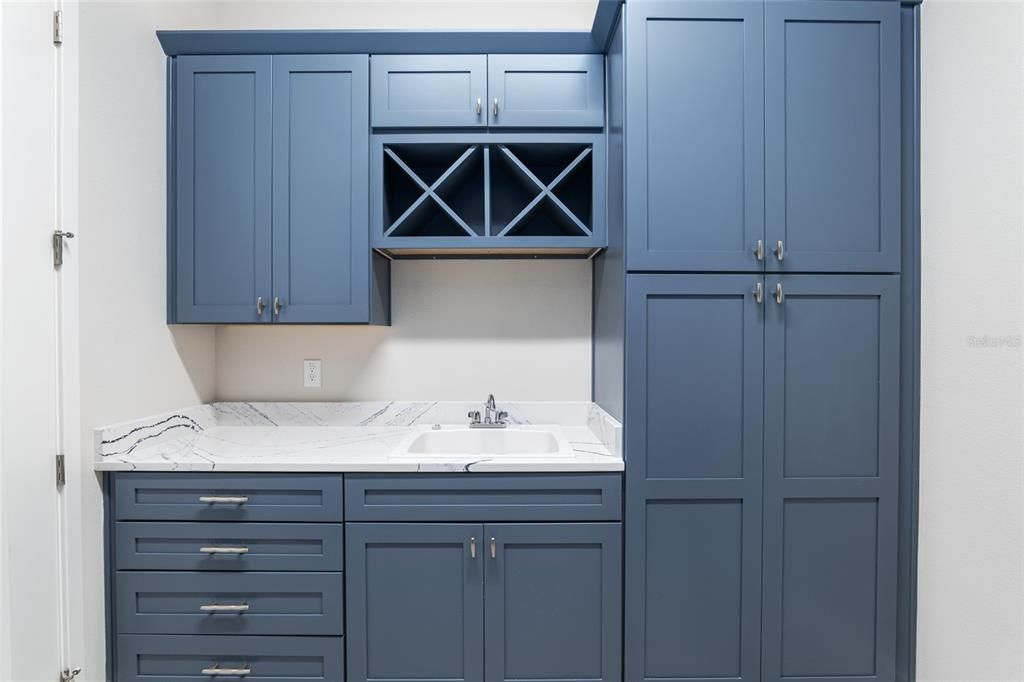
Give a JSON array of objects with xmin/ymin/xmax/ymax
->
[{"xmin": 400, "ymin": 426, "xmax": 569, "ymax": 457}]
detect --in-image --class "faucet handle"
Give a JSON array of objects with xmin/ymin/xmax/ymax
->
[
  {"xmin": 467, "ymin": 410, "xmax": 481, "ymax": 425},
  {"xmin": 496, "ymin": 411, "xmax": 508, "ymax": 424}
]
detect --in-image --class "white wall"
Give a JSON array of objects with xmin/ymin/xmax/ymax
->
[
  {"xmin": 918, "ymin": 2, "xmax": 1024, "ymax": 680},
  {"xmin": 217, "ymin": 260, "xmax": 592, "ymax": 401},
  {"xmin": 76, "ymin": 3, "xmax": 598, "ymax": 679}
]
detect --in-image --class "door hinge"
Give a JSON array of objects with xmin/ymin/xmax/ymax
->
[
  {"xmin": 53, "ymin": 229, "xmax": 74, "ymax": 267},
  {"xmin": 56, "ymin": 454, "xmax": 66, "ymax": 488},
  {"xmin": 53, "ymin": 10, "xmax": 63, "ymax": 45}
]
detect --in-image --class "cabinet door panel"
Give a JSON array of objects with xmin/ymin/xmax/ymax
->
[
  {"xmin": 762, "ymin": 275, "xmax": 899, "ymax": 682},
  {"xmin": 624, "ymin": 274, "xmax": 763, "ymax": 682},
  {"xmin": 484, "ymin": 523, "xmax": 621, "ymax": 682},
  {"xmin": 175, "ymin": 56, "xmax": 271, "ymax": 323},
  {"xmin": 346, "ymin": 523, "xmax": 484, "ymax": 682},
  {"xmin": 765, "ymin": 1, "xmax": 900, "ymax": 272},
  {"xmin": 626, "ymin": 1, "xmax": 764, "ymax": 272},
  {"xmin": 371, "ymin": 55, "xmax": 487, "ymax": 128},
  {"xmin": 273, "ymin": 55, "xmax": 369, "ymax": 323},
  {"xmin": 488, "ymin": 54, "xmax": 603, "ymax": 128}
]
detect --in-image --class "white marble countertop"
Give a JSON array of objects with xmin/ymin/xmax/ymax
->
[{"xmin": 94, "ymin": 401, "xmax": 623, "ymax": 473}]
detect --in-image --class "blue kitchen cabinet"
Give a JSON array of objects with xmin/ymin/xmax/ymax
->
[
  {"xmin": 174, "ymin": 56, "xmax": 272, "ymax": 323},
  {"xmin": 272, "ymin": 55, "xmax": 374, "ymax": 323},
  {"xmin": 624, "ymin": 274, "xmax": 764, "ymax": 682},
  {"xmin": 625, "ymin": 0, "xmax": 900, "ymax": 275},
  {"xmin": 171, "ymin": 54, "xmax": 387, "ymax": 324},
  {"xmin": 346, "ymin": 521, "xmax": 622, "ymax": 682},
  {"xmin": 625, "ymin": 1, "xmax": 765, "ymax": 272},
  {"xmin": 487, "ymin": 55, "xmax": 604, "ymax": 128},
  {"xmin": 765, "ymin": 1, "xmax": 901, "ymax": 273},
  {"xmin": 370, "ymin": 54, "xmax": 603, "ymax": 130},
  {"xmin": 345, "ymin": 523, "xmax": 485, "ymax": 682},
  {"xmin": 761, "ymin": 274, "xmax": 900, "ymax": 682},
  {"xmin": 485, "ymin": 523, "xmax": 621, "ymax": 682},
  {"xmin": 371, "ymin": 55, "xmax": 488, "ymax": 128}
]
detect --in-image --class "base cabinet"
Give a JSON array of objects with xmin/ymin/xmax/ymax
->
[
  {"xmin": 625, "ymin": 274, "xmax": 900, "ymax": 682},
  {"xmin": 346, "ymin": 522, "xmax": 622, "ymax": 682}
]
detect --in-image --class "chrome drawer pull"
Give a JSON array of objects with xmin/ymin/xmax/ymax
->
[
  {"xmin": 200, "ymin": 603, "xmax": 250, "ymax": 612},
  {"xmin": 201, "ymin": 665, "xmax": 251, "ymax": 676},
  {"xmin": 199, "ymin": 496, "xmax": 249, "ymax": 505},
  {"xmin": 199, "ymin": 546, "xmax": 249, "ymax": 555}
]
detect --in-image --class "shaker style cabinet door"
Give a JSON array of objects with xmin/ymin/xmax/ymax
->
[
  {"xmin": 761, "ymin": 274, "xmax": 900, "ymax": 682},
  {"xmin": 483, "ymin": 523, "xmax": 622, "ymax": 682},
  {"xmin": 626, "ymin": 1, "xmax": 765, "ymax": 272},
  {"xmin": 174, "ymin": 55, "xmax": 272, "ymax": 323},
  {"xmin": 487, "ymin": 54, "xmax": 604, "ymax": 128},
  {"xmin": 371, "ymin": 55, "xmax": 487, "ymax": 128},
  {"xmin": 624, "ymin": 274, "xmax": 764, "ymax": 682},
  {"xmin": 346, "ymin": 523, "xmax": 485, "ymax": 682},
  {"xmin": 765, "ymin": 1, "xmax": 901, "ymax": 272},
  {"xmin": 272, "ymin": 55, "xmax": 370, "ymax": 323}
]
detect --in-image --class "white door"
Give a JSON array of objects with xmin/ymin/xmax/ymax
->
[{"xmin": 0, "ymin": 1, "xmax": 74, "ymax": 680}]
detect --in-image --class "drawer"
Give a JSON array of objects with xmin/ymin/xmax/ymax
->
[
  {"xmin": 116, "ymin": 635, "xmax": 343, "ymax": 682},
  {"xmin": 113, "ymin": 473, "xmax": 343, "ymax": 522},
  {"xmin": 345, "ymin": 474, "xmax": 623, "ymax": 521},
  {"xmin": 115, "ymin": 523, "xmax": 343, "ymax": 571},
  {"xmin": 115, "ymin": 572, "xmax": 343, "ymax": 636}
]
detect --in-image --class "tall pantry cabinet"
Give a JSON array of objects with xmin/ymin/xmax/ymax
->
[{"xmin": 602, "ymin": 1, "xmax": 918, "ymax": 680}]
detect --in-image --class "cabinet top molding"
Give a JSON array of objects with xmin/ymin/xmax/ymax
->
[{"xmin": 157, "ymin": 0, "xmax": 622, "ymax": 56}]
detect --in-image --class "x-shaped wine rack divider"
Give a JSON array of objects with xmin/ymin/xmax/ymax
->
[
  {"xmin": 495, "ymin": 145, "xmax": 593, "ymax": 237},
  {"xmin": 383, "ymin": 144, "xmax": 594, "ymax": 238},
  {"xmin": 383, "ymin": 145, "xmax": 480, "ymax": 237}
]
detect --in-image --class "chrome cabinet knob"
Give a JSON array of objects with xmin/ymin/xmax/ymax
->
[
  {"xmin": 774, "ymin": 282, "xmax": 784, "ymax": 304},
  {"xmin": 476, "ymin": 97, "xmax": 482, "ymax": 115},
  {"xmin": 470, "ymin": 537, "xmax": 477, "ymax": 559},
  {"xmin": 493, "ymin": 97, "xmax": 499, "ymax": 116},
  {"xmin": 773, "ymin": 240, "xmax": 784, "ymax": 262},
  {"xmin": 753, "ymin": 239, "xmax": 765, "ymax": 262},
  {"xmin": 256, "ymin": 296, "xmax": 266, "ymax": 316},
  {"xmin": 753, "ymin": 282, "xmax": 763, "ymax": 304},
  {"xmin": 272, "ymin": 296, "xmax": 283, "ymax": 316}
]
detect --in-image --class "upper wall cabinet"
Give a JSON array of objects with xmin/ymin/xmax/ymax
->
[
  {"xmin": 171, "ymin": 54, "xmax": 388, "ymax": 324},
  {"xmin": 626, "ymin": 1, "xmax": 765, "ymax": 272},
  {"xmin": 371, "ymin": 55, "xmax": 488, "ymax": 128},
  {"xmin": 626, "ymin": 0, "xmax": 900, "ymax": 273},
  {"xmin": 488, "ymin": 55, "xmax": 605, "ymax": 128},
  {"xmin": 765, "ymin": 1, "xmax": 901, "ymax": 273},
  {"xmin": 371, "ymin": 54, "xmax": 604, "ymax": 129},
  {"xmin": 174, "ymin": 56, "xmax": 273, "ymax": 323}
]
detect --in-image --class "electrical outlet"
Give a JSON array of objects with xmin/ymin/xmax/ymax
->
[{"xmin": 303, "ymin": 359, "xmax": 322, "ymax": 388}]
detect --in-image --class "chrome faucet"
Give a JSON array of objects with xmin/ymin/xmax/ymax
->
[{"xmin": 468, "ymin": 394, "xmax": 508, "ymax": 428}]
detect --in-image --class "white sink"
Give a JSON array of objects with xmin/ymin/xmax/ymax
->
[{"xmin": 398, "ymin": 425, "xmax": 571, "ymax": 458}]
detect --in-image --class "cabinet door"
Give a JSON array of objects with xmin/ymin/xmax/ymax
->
[
  {"xmin": 371, "ymin": 55, "xmax": 487, "ymax": 128},
  {"xmin": 484, "ymin": 523, "xmax": 621, "ymax": 682},
  {"xmin": 762, "ymin": 275, "xmax": 899, "ymax": 682},
  {"xmin": 624, "ymin": 274, "xmax": 764, "ymax": 682},
  {"xmin": 174, "ymin": 56, "xmax": 272, "ymax": 323},
  {"xmin": 346, "ymin": 523, "xmax": 484, "ymax": 682},
  {"xmin": 272, "ymin": 55, "xmax": 370, "ymax": 323},
  {"xmin": 487, "ymin": 55, "xmax": 604, "ymax": 128},
  {"xmin": 765, "ymin": 1, "xmax": 900, "ymax": 272},
  {"xmin": 626, "ymin": 1, "xmax": 765, "ymax": 272}
]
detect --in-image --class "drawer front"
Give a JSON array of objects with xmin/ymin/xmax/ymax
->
[
  {"xmin": 114, "ymin": 473, "xmax": 343, "ymax": 522},
  {"xmin": 116, "ymin": 572, "xmax": 343, "ymax": 636},
  {"xmin": 115, "ymin": 523, "xmax": 343, "ymax": 571},
  {"xmin": 345, "ymin": 474, "xmax": 623, "ymax": 522},
  {"xmin": 116, "ymin": 635, "xmax": 343, "ymax": 682}
]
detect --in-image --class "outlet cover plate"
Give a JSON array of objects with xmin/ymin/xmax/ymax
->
[{"xmin": 303, "ymin": 359, "xmax": 322, "ymax": 388}]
